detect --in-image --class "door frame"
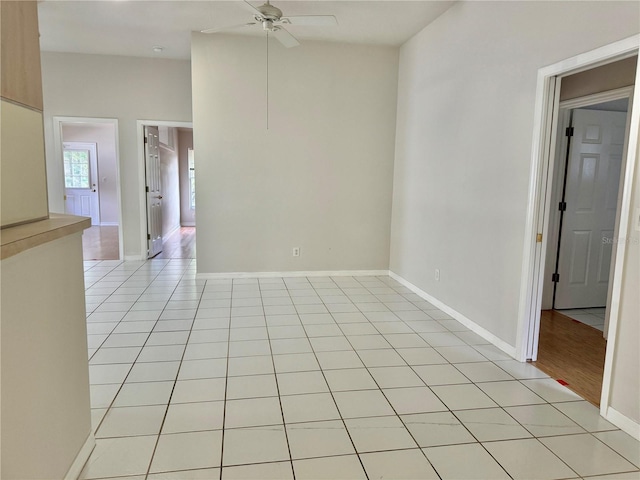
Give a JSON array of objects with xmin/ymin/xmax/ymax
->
[
  {"xmin": 541, "ymin": 88, "xmax": 634, "ymax": 324},
  {"xmin": 53, "ymin": 116, "xmax": 124, "ymax": 261},
  {"xmin": 136, "ymin": 120, "xmax": 193, "ymax": 259},
  {"xmin": 516, "ymin": 34, "xmax": 639, "ymax": 427},
  {"xmin": 63, "ymin": 141, "xmax": 100, "ymax": 224}
]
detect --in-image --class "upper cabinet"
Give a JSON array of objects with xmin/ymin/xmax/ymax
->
[
  {"xmin": 1, "ymin": 1, "xmax": 44, "ymax": 111},
  {"xmin": 1, "ymin": 1, "xmax": 49, "ymax": 227}
]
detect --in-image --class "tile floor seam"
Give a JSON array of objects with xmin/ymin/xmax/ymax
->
[
  {"xmin": 256, "ymin": 278, "xmax": 296, "ymax": 480},
  {"xmin": 138, "ymin": 260, "xmax": 202, "ymax": 478},
  {"xmin": 211, "ymin": 276, "xmax": 233, "ymax": 480},
  {"xmin": 89, "ymin": 262, "xmax": 168, "ymax": 436},
  {"xmin": 332, "ymin": 277, "xmax": 448, "ymax": 478},
  {"xmin": 297, "ymin": 277, "xmax": 372, "ymax": 480}
]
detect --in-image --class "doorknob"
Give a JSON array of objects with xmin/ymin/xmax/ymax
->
[{"xmin": 156, "ymin": 195, "xmax": 163, "ymax": 199}]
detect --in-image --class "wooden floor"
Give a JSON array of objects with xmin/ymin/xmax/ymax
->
[
  {"xmin": 82, "ymin": 226, "xmax": 119, "ymax": 260},
  {"xmin": 156, "ymin": 227, "xmax": 196, "ymax": 259},
  {"xmin": 533, "ymin": 310, "xmax": 606, "ymax": 406}
]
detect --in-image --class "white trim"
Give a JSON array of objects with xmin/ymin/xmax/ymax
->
[
  {"xmin": 517, "ymin": 35, "xmax": 640, "ymax": 359},
  {"xmin": 99, "ymin": 222, "xmax": 119, "ymax": 227},
  {"xmin": 389, "ymin": 271, "xmax": 517, "ymax": 358},
  {"xmin": 124, "ymin": 254, "xmax": 146, "ymax": 262},
  {"xmin": 604, "ymin": 407, "xmax": 640, "ymax": 441},
  {"xmin": 52, "ymin": 116, "xmax": 124, "ymax": 261},
  {"xmin": 136, "ymin": 120, "xmax": 193, "ymax": 260},
  {"xmin": 560, "ymin": 86, "xmax": 634, "ymax": 110},
  {"xmin": 64, "ymin": 433, "xmax": 95, "ymax": 480},
  {"xmin": 516, "ymin": 77, "xmax": 561, "ymax": 362},
  {"xmin": 196, "ymin": 270, "xmax": 390, "ymax": 280},
  {"xmin": 181, "ymin": 222, "xmax": 196, "ymax": 227}
]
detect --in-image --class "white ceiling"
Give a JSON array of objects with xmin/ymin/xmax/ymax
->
[{"xmin": 38, "ymin": 1, "xmax": 455, "ymax": 60}]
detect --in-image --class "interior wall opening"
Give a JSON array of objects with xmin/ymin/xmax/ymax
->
[
  {"xmin": 141, "ymin": 122, "xmax": 195, "ymax": 260},
  {"xmin": 58, "ymin": 119, "xmax": 122, "ymax": 261},
  {"xmin": 532, "ymin": 56, "xmax": 636, "ymax": 407}
]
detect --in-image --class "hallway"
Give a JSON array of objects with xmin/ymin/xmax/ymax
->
[
  {"xmin": 81, "ymin": 226, "xmax": 196, "ymax": 261},
  {"xmin": 155, "ymin": 226, "xmax": 196, "ymax": 259}
]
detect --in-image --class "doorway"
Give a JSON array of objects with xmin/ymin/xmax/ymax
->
[
  {"xmin": 139, "ymin": 121, "xmax": 196, "ymax": 259},
  {"xmin": 517, "ymin": 43, "xmax": 638, "ymax": 426},
  {"xmin": 545, "ymin": 96, "xmax": 631, "ymax": 323},
  {"xmin": 63, "ymin": 141, "xmax": 99, "ymax": 224},
  {"xmin": 535, "ymin": 92, "xmax": 631, "ymax": 406},
  {"xmin": 537, "ymin": 81, "xmax": 633, "ymax": 407},
  {"xmin": 55, "ymin": 118, "xmax": 123, "ymax": 261}
]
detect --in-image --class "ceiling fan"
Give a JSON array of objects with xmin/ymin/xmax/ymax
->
[{"xmin": 201, "ymin": 0, "xmax": 338, "ymax": 48}]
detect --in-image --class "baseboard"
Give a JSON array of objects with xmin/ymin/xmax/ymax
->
[
  {"xmin": 181, "ymin": 222, "xmax": 196, "ymax": 227},
  {"xmin": 389, "ymin": 271, "xmax": 517, "ymax": 358},
  {"xmin": 99, "ymin": 222, "xmax": 119, "ymax": 227},
  {"xmin": 196, "ymin": 270, "xmax": 390, "ymax": 280},
  {"xmin": 124, "ymin": 254, "xmax": 145, "ymax": 261},
  {"xmin": 64, "ymin": 432, "xmax": 95, "ymax": 480},
  {"xmin": 605, "ymin": 406, "xmax": 640, "ymax": 440}
]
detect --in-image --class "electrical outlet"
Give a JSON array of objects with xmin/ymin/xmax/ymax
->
[
  {"xmin": 435, "ymin": 269, "xmax": 440, "ymax": 281},
  {"xmin": 292, "ymin": 247, "xmax": 300, "ymax": 257}
]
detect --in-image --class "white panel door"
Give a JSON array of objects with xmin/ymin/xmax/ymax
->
[
  {"xmin": 555, "ymin": 109, "xmax": 627, "ymax": 309},
  {"xmin": 63, "ymin": 142, "xmax": 100, "ymax": 225},
  {"xmin": 145, "ymin": 126, "xmax": 163, "ymax": 258}
]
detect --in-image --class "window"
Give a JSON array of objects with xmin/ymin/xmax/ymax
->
[
  {"xmin": 188, "ymin": 148, "xmax": 196, "ymax": 209},
  {"xmin": 63, "ymin": 149, "xmax": 91, "ymax": 188}
]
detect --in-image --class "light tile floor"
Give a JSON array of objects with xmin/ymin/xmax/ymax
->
[
  {"xmin": 557, "ymin": 308, "xmax": 606, "ymax": 332},
  {"xmin": 80, "ymin": 259, "xmax": 640, "ymax": 479}
]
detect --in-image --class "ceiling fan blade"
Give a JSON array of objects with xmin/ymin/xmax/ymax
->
[
  {"xmin": 200, "ymin": 22, "xmax": 257, "ymax": 34},
  {"xmin": 242, "ymin": 0, "xmax": 264, "ymax": 18},
  {"xmin": 281, "ymin": 15, "xmax": 338, "ymax": 27},
  {"xmin": 273, "ymin": 26, "xmax": 300, "ymax": 48}
]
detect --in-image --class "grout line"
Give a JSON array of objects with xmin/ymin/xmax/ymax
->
[
  {"xmin": 215, "ymin": 279, "xmax": 234, "ymax": 480},
  {"xmin": 256, "ymin": 278, "xmax": 297, "ymax": 479},
  {"xmin": 290, "ymin": 276, "xmax": 371, "ymax": 480}
]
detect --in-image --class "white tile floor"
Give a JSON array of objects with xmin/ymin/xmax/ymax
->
[
  {"xmin": 80, "ymin": 259, "xmax": 640, "ymax": 479},
  {"xmin": 557, "ymin": 308, "xmax": 606, "ymax": 332}
]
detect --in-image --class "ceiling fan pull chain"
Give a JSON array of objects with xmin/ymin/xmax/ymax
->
[{"xmin": 266, "ymin": 30, "xmax": 269, "ymax": 130}]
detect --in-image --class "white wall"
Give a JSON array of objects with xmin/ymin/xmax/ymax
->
[
  {"xmin": 62, "ymin": 123, "xmax": 119, "ymax": 224},
  {"xmin": 390, "ymin": 1, "xmax": 640, "ymax": 347},
  {"xmin": 191, "ymin": 34, "xmax": 398, "ymax": 273},
  {"xmin": 41, "ymin": 52, "xmax": 192, "ymax": 258},
  {"xmin": 178, "ymin": 129, "xmax": 195, "ymax": 226},
  {"xmin": 160, "ymin": 129, "xmax": 181, "ymax": 236}
]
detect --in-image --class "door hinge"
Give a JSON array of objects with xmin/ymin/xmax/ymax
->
[
  {"xmin": 536, "ymin": 233, "xmax": 543, "ymax": 243},
  {"xmin": 144, "ymin": 136, "xmax": 148, "ymax": 144},
  {"xmin": 146, "ymin": 186, "xmax": 149, "ymax": 193},
  {"xmin": 565, "ymin": 127, "xmax": 574, "ymax": 137},
  {"xmin": 559, "ymin": 201, "xmax": 567, "ymax": 212},
  {"xmin": 552, "ymin": 273, "xmax": 560, "ymax": 283},
  {"xmin": 147, "ymin": 233, "xmax": 151, "ymax": 240}
]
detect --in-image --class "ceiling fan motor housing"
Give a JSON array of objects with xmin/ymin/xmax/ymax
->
[{"xmin": 256, "ymin": 2, "xmax": 283, "ymax": 21}]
